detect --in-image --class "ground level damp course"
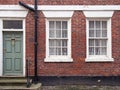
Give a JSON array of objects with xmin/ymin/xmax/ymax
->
[{"xmin": 39, "ymin": 76, "xmax": 120, "ymax": 90}]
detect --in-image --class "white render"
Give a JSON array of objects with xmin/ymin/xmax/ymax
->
[
  {"xmin": 0, "ymin": 6, "xmax": 28, "ymax": 76},
  {"xmin": 43, "ymin": 11, "xmax": 74, "ymax": 18},
  {"xmin": 83, "ymin": 11, "xmax": 114, "ymax": 18},
  {"xmin": 1, "ymin": 5, "xmax": 120, "ymax": 11},
  {"xmin": 38, "ymin": 5, "xmax": 120, "ymax": 11}
]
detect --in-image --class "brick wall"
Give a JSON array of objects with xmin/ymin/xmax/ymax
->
[
  {"xmin": 1, "ymin": 0, "xmax": 120, "ymax": 5},
  {"xmin": 1, "ymin": 0, "xmax": 120, "ymax": 76},
  {"xmin": 25, "ymin": 10, "xmax": 120, "ymax": 76}
]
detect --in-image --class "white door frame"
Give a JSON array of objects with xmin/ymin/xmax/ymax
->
[
  {"xmin": 0, "ymin": 18, "xmax": 26, "ymax": 76},
  {"xmin": 0, "ymin": 5, "xmax": 28, "ymax": 76}
]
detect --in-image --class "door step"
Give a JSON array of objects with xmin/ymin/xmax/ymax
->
[
  {"xmin": 0, "ymin": 83, "xmax": 42, "ymax": 90},
  {"xmin": 0, "ymin": 77, "xmax": 29, "ymax": 86},
  {"xmin": 0, "ymin": 77, "xmax": 42, "ymax": 90}
]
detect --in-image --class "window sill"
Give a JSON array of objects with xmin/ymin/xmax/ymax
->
[
  {"xmin": 85, "ymin": 56, "xmax": 114, "ymax": 62},
  {"xmin": 44, "ymin": 56, "xmax": 73, "ymax": 62}
]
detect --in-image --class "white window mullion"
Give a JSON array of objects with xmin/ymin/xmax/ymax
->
[{"xmin": 61, "ymin": 21, "xmax": 62, "ymax": 55}]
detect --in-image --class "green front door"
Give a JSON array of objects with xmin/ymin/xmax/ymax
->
[{"xmin": 3, "ymin": 32, "xmax": 23, "ymax": 76}]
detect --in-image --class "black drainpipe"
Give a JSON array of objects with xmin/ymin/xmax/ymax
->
[
  {"xmin": 19, "ymin": 0, "xmax": 38, "ymax": 84},
  {"xmin": 34, "ymin": 0, "xmax": 38, "ymax": 84}
]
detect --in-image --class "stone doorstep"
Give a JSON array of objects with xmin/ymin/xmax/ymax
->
[
  {"xmin": 0, "ymin": 77, "xmax": 32, "ymax": 84},
  {"xmin": 0, "ymin": 79, "xmax": 27, "ymax": 83},
  {"xmin": 0, "ymin": 83, "xmax": 42, "ymax": 90}
]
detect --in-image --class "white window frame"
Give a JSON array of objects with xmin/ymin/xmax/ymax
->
[
  {"xmin": 45, "ymin": 19, "xmax": 73, "ymax": 62},
  {"xmin": 84, "ymin": 11, "xmax": 114, "ymax": 62},
  {"xmin": 86, "ymin": 18, "xmax": 113, "ymax": 62}
]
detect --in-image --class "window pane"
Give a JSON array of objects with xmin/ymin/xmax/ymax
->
[
  {"xmin": 62, "ymin": 48, "xmax": 67, "ymax": 55},
  {"xmin": 89, "ymin": 21, "xmax": 94, "ymax": 28},
  {"xmin": 89, "ymin": 30, "xmax": 94, "ymax": 37},
  {"xmin": 62, "ymin": 40, "xmax": 67, "ymax": 47},
  {"xmin": 56, "ymin": 21, "xmax": 61, "ymax": 30},
  {"xmin": 89, "ymin": 40, "xmax": 94, "ymax": 46},
  {"xmin": 95, "ymin": 40, "xmax": 100, "ymax": 46},
  {"xmin": 62, "ymin": 30, "xmax": 67, "ymax": 38},
  {"xmin": 49, "ymin": 21, "xmax": 54, "ymax": 29},
  {"xmin": 96, "ymin": 30, "xmax": 101, "ymax": 37},
  {"xmin": 49, "ymin": 40, "xmax": 55, "ymax": 46},
  {"xmin": 102, "ymin": 21, "xmax": 107, "ymax": 28},
  {"xmin": 95, "ymin": 47, "xmax": 101, "ymax": 55},
  {"xmin": 62, "ymin": 21, "xmax": 67, "ymax": 29},
  {"xmin": 96, "ymin": 21, "xmax": 100, "ymax": 29},
  {"xmin": 101, "ymin": 47, "xmax": 107, "ymax": 55},
  {"xmin": 101, "ymin": 40, "xmax": 107, "ymax": 46},
  {"xmin": 49, "ymin": 48, "xmax": 55, "ymax": 55},
  {"xmin": 89, "ymin": 47, "xmax": 94, "ymax": 55},
  {"xmin": 102, "ymin": 30, "xmax": 107, "ymax": 37},
  {"xmin": 56, "ymin": 40, "xmax": 61, "ymax": 46},
  {"xmin": 56, "ymin": 48, "xmax": 61, "ymax": 55},
  {"xmin": 3, "ymin": 20, "xmax": 23, "ymax": 29},
  {"xmin": 56, "ymin": 30, "xmax": 61, "ymax": 38},
  {"xmin": 49, "ymin": 30, "xmax": 55, "ymax": 38}
]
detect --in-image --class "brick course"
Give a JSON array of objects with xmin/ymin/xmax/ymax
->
[
  {"xmin": 1, "ymin": 0, "xmax": 120, "ymax": 5},
  {"xmin": 1, "ymin": 0, "xmax": 120, "ymax": 76}
]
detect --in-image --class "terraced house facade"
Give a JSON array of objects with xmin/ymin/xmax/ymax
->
[{"xmin": 0, "ymin": 0, "xmax": 120, "ymax": 78}]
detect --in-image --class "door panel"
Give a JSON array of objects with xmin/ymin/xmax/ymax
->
[
  {"xmin": 5, "ymin": 58, "xmax": 12, "ymax": 71},
  {"xmin": 3, "ymin": 32, "xmax": 23, "ymax": 76},
  {"xmin": 14, "ymin": 58, "xmax": 22, "ymax": 71}
]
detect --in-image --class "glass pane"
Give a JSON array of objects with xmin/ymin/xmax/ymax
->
[
  {"xmin": 49, "ymin": 40, "xmax": 55, "ymax": 46},
  {"xmin": 95, "ymin": 47, "xmax": 101, "ymax": 55},
  {"xmin": 102, "ymin": 21, "xmax": 107, "ymax": 28},
  {"xmin": 95, "ymin": 40, "xmax": 100, "ymax": 46},
  {"xmin": 49, "ymin": 48, "xmax": 55, "ymax": 55},
  {"xmin": 3, "ymin": 20, "xmax": 23, "ymax": 29},
  {"xmin": 49, "ymin": 30, "xmax": 55, "ymax": 38},
  {"xmin": 96, "ymin": 30, "xmax": 101, "ymax": 37},
  {"xmin": 89, "ymin": 30, "xmax": 94, "ymax": 37},
  {"xmin": 101, "ymin": 47, "xmax": 107, "ymax": 55},
  {"xmin": 96, "ymin": 21, "xmax": 100, "ymax": 29},
  {"xmin": 62, "ymin": 30, "xmax": 67, "ymax": 38},
  {"xmin": 49, "ymin": 21, "xmax": 54, "ymax": 29},
  {"xmin": 56, "ymin": 30, "xmax": 61, "ymax": 38},
  {"xmin": 89, "ymin": 40, "xmax": 94, "ymax": 46},
  {"xmin": 101, "ymin": 40, "xmax": 107, "ymax": 46},
  {"xmin": 62, "ymin": 40, "xmax": 67, "ymax": 47},
  {"xmin": 62, "ymin": 21, "xmax": 67, "ymax": 29},
  {"xmin": 56, "ymin": 21, "xmax": 61, "ymax": 30},
  {"xmin": 62, "ymin": 48, "xmax": 67, "ymax": 55},
  {"xmin": 56, "ymin": 40, "xmax": 61, "ymax": 46},
  {"xmin": 89, "ymin": 21, "xmax": 94, "ymax": 28},
  {"xmin": 56, "ymin": 48, "xmax": 61, "ymax": 55},
  {"xmin": 102, "ymin": 30, "xmax": 107, "ymax": 37},
  {"xmin": 89, "ymin": 47, "xmax": 94, "ymax": 55}
]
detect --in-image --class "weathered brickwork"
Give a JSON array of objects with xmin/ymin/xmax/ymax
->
[
  {"xmin": 25, "ymin": 10, "xmax": 120, "ymax": 76},
  {"xmin": 1, "ymin": 0, "xmax": 120, "ymax": 76},
  {"xmin": 1, "ymin": 0, "xmax": 120, "ymax": 5}
]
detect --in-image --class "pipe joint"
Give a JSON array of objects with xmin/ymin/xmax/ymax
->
[{"xmin": 34, "ymin": 42, "xmax": 38, "ymax": 46}]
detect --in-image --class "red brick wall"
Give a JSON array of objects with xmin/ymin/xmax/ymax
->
[
  {"xmin": 1, "ymin": 0, "xmax": 120, "ymax": 5},
  {"xmin": 25, "ymin": 10, "xmax": 120, "ymax": 76},
  {"xmin": 1, "ymin": 0, "xmax": 120, "ymax": 76}
]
